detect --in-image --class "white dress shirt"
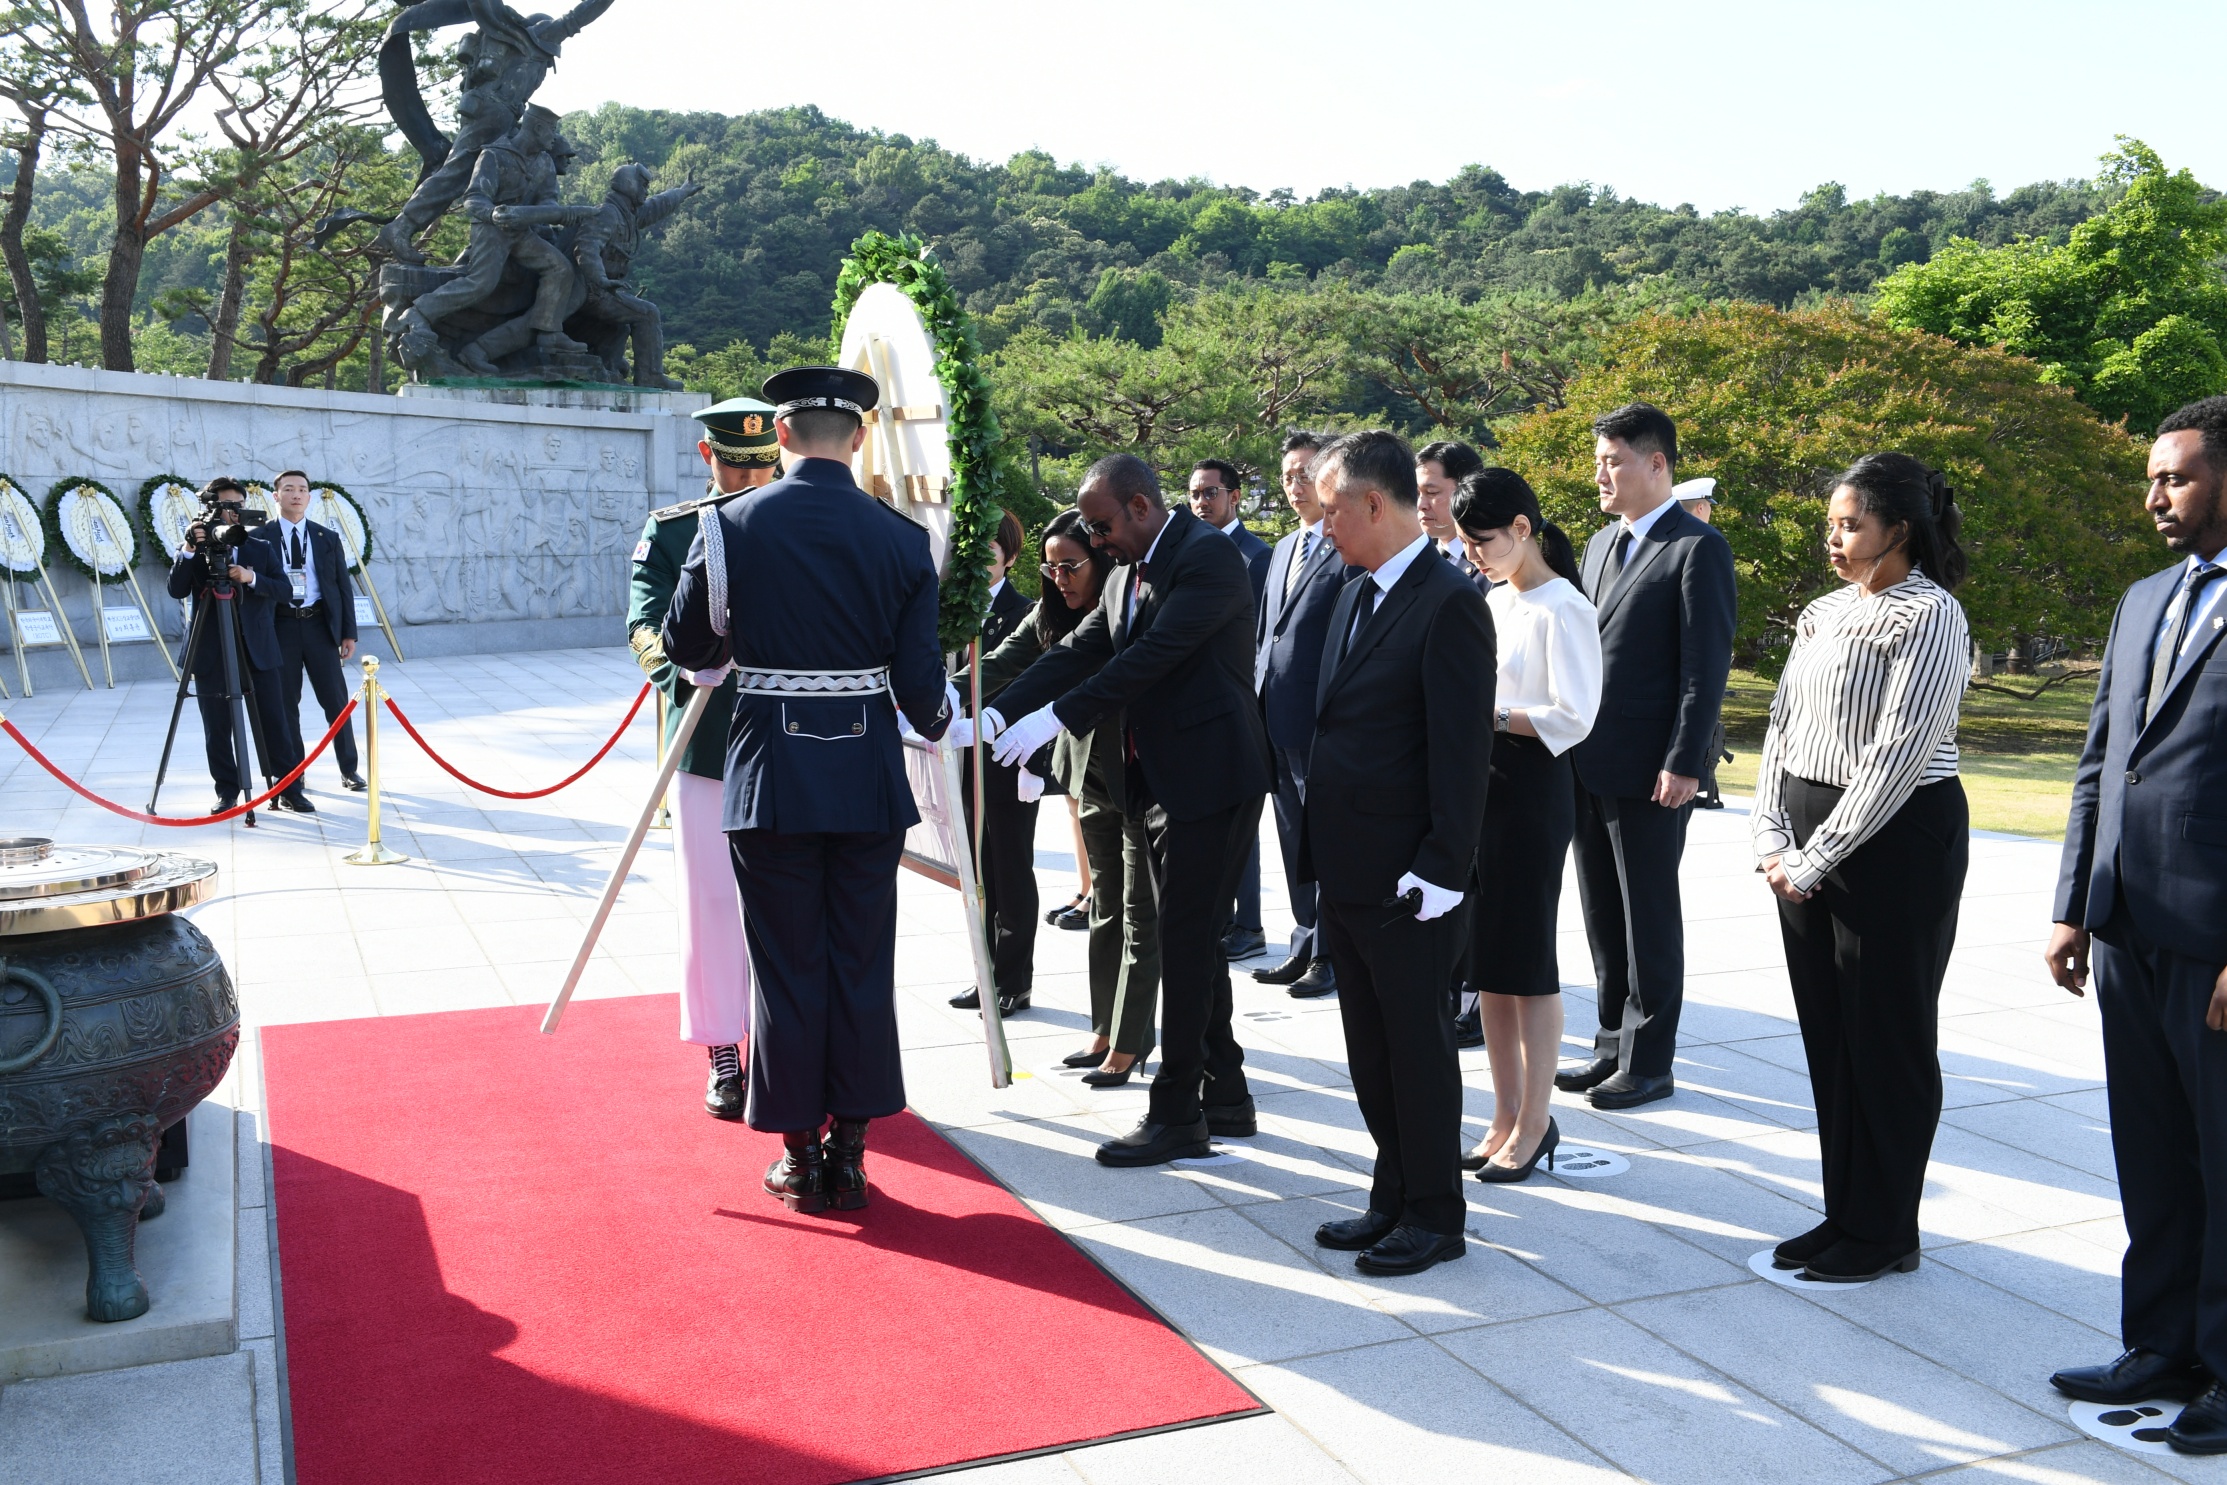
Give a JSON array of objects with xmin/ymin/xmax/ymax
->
[
  {"xmin": 2157, "ymin": 550, "xmax": 2227, "ymax": 662},
  {"xmin": 275, "ymin": 516, "xmax": 321, "ymax": 606},
  {"xmin": 1346, "ymin": 533, "xmax": 1433, "ymax": 645},
  {"xmin": 1487, "ymin": 577, "xmax": 1602, "ymax": 755},
  {"xmin": 1615, "ymin": 497, "xmax": 1677, "ymax": 565},
  {"xmin": 1126, "ymin": 518, "xmax": 1171, "ymax": 627},
  {"xmin": 1219, "ymin": 516, "xmax": 1243, "ymax": 538}
]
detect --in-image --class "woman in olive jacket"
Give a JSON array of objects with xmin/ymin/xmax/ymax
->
[{"xmin": 968, "ymin": 509, "xmax": 1159, "ymax": 1085}]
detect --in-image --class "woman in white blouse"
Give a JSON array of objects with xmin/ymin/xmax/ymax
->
[
  {"xmin": 1452, "ymin": 468, "xmax": 1603, "ymax": 1181},
  {"xmin": 1754, "ymin": 451, "xmax": 1972, "ymax": 1284}
]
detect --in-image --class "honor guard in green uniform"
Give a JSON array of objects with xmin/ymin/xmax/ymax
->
[{"xmin": 628, "ymin": 397, "xmax": 780, "ymax": 1117}]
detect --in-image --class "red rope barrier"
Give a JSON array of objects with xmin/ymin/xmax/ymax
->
[
  {"xmin": 1, "ymin": 700, "xmax": 360, "ymax": 826},
  {"xmin": 381, "ymin": 682, "xmax": 653, "ymax": 800}
]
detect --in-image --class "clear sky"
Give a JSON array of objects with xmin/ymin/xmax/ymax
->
[{"xmin": 527, "ymin": 0, "xmax": 2221, "ymax": 212}]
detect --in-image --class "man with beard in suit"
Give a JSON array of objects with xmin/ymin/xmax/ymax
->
[{"xmin": 984, "ymin": 454, "xmax": 1272, "ymax": 1166}]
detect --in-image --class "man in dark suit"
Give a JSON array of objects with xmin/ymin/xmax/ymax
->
[
  {"xmin": 2046, "ymin": 396, "xmax": 2227, "ymax": 1453},
  {"xmin": 165, "ymin": 477, "xmax": 288, "ymax": 812},
  {"xmin": 951, "ymin": 510, "xmax": 1042, "ymax": 1016},
  {"xmin": 986, "ymin": 454, "xmax": 1271, "ymax": 1167},
  {"xmin": 1252, "ymin": 431, "xmax": 1350, "ymax": 999},
  {"xmin": 664, "ymin": 365, "xmax": 954, "ymax": 1214},
  {"xmin": 1300, "ymin": 429, "xmax": 1494, "ymax": 1276},
  {"xmin": 246, "ymin": 470, "xmax": 364, "ymax": 813},
  {"xmin": 1189, "ymin": 458, "xmax": 1274, "ymax": 961},
  {"xmin": 1556, "ymin": 403, "xmax": 1735, "ymax": 1110}
]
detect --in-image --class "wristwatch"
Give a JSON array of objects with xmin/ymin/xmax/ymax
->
[{"xmin": 1494, "ymin": 705, "xmax": 1512, "ymax": 732}]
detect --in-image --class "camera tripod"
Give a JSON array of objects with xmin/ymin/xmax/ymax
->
[{"xmin": 147, "ymin": 573, "xmax": 279, "ymax": 826}]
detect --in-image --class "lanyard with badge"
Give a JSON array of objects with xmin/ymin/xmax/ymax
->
[{"xmin": 286, "ymin": 523, "xmax": 310, "ymax": 605}]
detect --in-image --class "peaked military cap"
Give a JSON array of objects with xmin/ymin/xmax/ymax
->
[
  {"xmin": 762, "ymin": 365, "xmax": 879, "ymax": 420},
  {"xmin": 693, "ymin": 396, "xmax": 780, "ymax": 467}
]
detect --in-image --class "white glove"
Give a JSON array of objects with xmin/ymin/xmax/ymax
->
[
  {"xmin": 1016, "ymin": 768, "xmax": 1046, "ymax": 803},
  {"xmin": 990, "ymin": 704, "xmax": 1064, "ymax": 768},
  {"xmin": 978, "ymin": 707, "xmax": 1008, "ymax": 746},
  {"xmin": 1396, "ymin": 871, "xmax": 1465, "ymax": 922},
  {"xmin": 944, "ymin": 715, "xmax": 977, "ymax": 750},
  {"xmin": 942, "ymin": 679, "xmax": 962, "ymax": 727},
  {"xmin": 685, "ymin": 663, "xmax": 732, "ymax": 688}
]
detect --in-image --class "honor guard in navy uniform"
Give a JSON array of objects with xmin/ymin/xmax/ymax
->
[
  {"xmin": 629, "ymin": 397, "xmax": 780, "ymax": 1118},
  {"xmin": 662, "ymin": 366, "xmax": 955, "ymax": 1215}
]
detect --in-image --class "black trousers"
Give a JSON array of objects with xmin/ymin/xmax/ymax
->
[
  {"xmin": 1777, "ymin": 776, "xmax": 1966, "ymax": 1250},
  {"xmin": 186, "ymin": 601, "xmax": 286, "ymax": 800},
  {"xmin": 1320, "ymin": 895, "xmax": 1467, "ymax": 1235},
  {"xmin": 273, "ymin": 611, "xmax": 359, "ymax": 780},
  {"xmin": 2093, "ymin": 919, "xmax": 2227, "ymax": 1377},
  {"xmin": 1079, "ymin": 756, "xmax": 1158, "ymax": 1055},
  {"xmin": 1573, "ymin": 784, "xmax": 1693, "ymax": 1076},
  {"xmin": 1141, "ymin": 794, "xmax": 1262, "ymax": 1126},
  {"xmin": 961, "ymin": 756, "xmax": 1040, "ymax": 999},
  {"xmin": 1269, "ymin": 742, "xmax": 1319, "ymax": 964},
  {"xmin": 729, "ymin": 828, "xmax": 907, "ymax": 1133}
]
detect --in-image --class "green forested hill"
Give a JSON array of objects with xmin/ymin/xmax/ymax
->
[
  {"xmin": 552, "ymin": 103, "xmax": 2113, "ymax": 356},
  {"xmin": 10, "ymin": 101, "xmax": 2118, "ymax": 375}
]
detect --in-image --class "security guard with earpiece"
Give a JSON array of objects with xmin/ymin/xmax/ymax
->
[{"xmin": 628, "ymin": 397, "xmax": 779, "ymax": 1118}]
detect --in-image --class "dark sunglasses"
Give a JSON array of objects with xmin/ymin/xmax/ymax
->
[
  {"xmin": 1081, "ymin": 517, "xmax": 1117, "ymax": 540},
  {"xmin": 1191, "ymin": 486, "xmax": 1232, "ymax": 500}
]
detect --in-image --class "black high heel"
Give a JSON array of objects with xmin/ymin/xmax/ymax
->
[
  {"xmin": 1460, "ymin": 1132, "xmax": 1512, "ymax": 1172},
  {"xmin": 1062, "ymin": 1045, "xmax": 1109, "ymax": 1068},
  {"xmin": 1474, "ymin": 1119, "xmax": 1559, "ymax": 1183},
  {"xmin": 1080, "ymin": 1059, "xmax": 1135, "ymax": 1088}
]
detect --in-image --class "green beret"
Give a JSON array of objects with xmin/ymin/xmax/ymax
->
[{"xmin": 693, "ymin": 396, "xmax": 780, "ymax": 467}]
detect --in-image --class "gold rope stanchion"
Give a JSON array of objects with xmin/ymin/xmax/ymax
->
[
  {"xmin": 344, "ymin": 655, "xmax": 409, "ymax": 866},
  {"xmin": 650, "ymin": 689, "xmax": 672, "ymax": 830}
]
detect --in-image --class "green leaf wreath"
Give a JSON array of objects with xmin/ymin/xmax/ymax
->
[
  {"xmin": 137, "ymin": 473, "xmax": 203, "ymax": 563},
  {"xmin": 829, "ymin": 230, "xmax": 1006, "ymax": 653},
  {"xmin": 42, "ymin": 475, "xmax": 138, "ymax": 581},
  {"xmin": 308, "ymin": 482, "xmax": 377, "ymax": 572}
]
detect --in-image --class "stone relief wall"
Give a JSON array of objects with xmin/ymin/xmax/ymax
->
[{"xmin": 0, "ymin": 362, "xmax": 704, "ymax": 684}]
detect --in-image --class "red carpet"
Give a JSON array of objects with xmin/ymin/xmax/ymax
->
[{"xmin": 263, "ymin": 996, "xmax": 1258, "ymax": 1485}]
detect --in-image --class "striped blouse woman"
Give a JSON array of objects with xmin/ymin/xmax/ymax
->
[{"xmin": 1752, "ymin": 452, "xmax": 1973, "ymax": 1286}]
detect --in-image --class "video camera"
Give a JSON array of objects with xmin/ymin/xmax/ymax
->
[{"xmin": 185, "ymin": 490, "xmax": 268, "ymax": 571}]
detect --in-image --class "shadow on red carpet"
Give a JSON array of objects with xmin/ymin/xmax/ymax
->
[{"xmin": 263, "ymin": 995, "xmax": 1258, "ymax": 1485}]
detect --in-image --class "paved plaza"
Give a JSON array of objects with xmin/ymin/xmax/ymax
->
[{"xmin": 0, "ymin": 649, "xmax": 2208, "ymax": 1484}]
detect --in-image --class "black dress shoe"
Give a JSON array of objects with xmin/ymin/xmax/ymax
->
[
  {"xmin": 704, "ymin": 1071, "xmax": 745, "ymax": 1120},
  {"xmin": 1554, "ymin": 1057, "xmax": 1618, "ymax": 1093},
  {"xmin": 2050, "ymin": 1347, "xmax": 2210, "ymax": 1405},
  {"xmin": 1286, "ymin": 961, "xmax": 1337, "ymax": 999},
  {"xmin": 1452, "ymin": 1001, "xmax": 1483, "ymax": 1048},
  {"xmin": 211, "ymin": 796, "xmax": 238, "ymax": 815},
  {"xmin": 271, "ymin": 792, "xmax": 317, "ymax": 814},
  {"xmin": 764, "ymin": 1131, "xmax": 826, "ymax": 1213},
  {"xmin": 1044, "ymin": 892, "xmax": 1087, "ymax": 927},
  {"xmin": 1219, "ymin": 926, "xmax": 1268, "ymax": 961},
  {"xmin": 1052, "ymin": 901, "xmax": 1090, "ymax": 931},
  {"xmin": 1061, "ymin": 1046, "xmax": 1108, "ymax": 1068},
  {"xmin": 948, "ymin": 987, "xmax": 981, "ymax": 1009},
  {"xmin": 1355, "ymin": 1224, "xmax": 1465, "ymax": 1276},
  {"xmin": 1315, "ymin": 1210, "xmax": 1399, "ymax": 1251},
  {"xmin": 1588, "ymin": 1071, "xmax": 1674, "ymax": 1109},
  {"xmin": 340, "ymin": 772, "xmax": 368, "ymax": 792},
  {"xmin": 1771, "ymin": 1219, "xmax": 1841, "ymax": 1270},
  {"xmin": 997, "ymin": 992, "xmax": 1031, "ymax": 1016},
  {"xmin": 1801, "ymin": 1235, "xmax": 1920, "ymax": 1283},
  {"xmin": 1204, "ymin": 1097, "xmax": 1256, "ymax": 1138},
  {"xmin": 1095, "ymin": 1118, "xmax": 1210, "ymax": 1167},
  {"xmin": 1253, "ymin": 953, "xmax": 1310, "ymax": 985},
  {"xmin": 1081, "ymin": 1062, "xmax": 1133, "ymax": 1088},
  {"xmin": 2171, "ymin": 1383, "xmax": 2227, "ymax": 1454},
  {"xmin": 823, "ymin": 1117, "xmax": 870, "ymax": 1211}
]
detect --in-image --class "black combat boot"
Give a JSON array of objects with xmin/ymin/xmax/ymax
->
[
  {"xmin": 764, "ymin": 1128, "xmax": 827, "ymax": 1213},
  {"xmin": 824, "ymin": 1118, "xmax": 871, "ymax": 1211},
  {"xmin": 705, "ymin": 1044, "xmax": 745, "ymax": 1121}
]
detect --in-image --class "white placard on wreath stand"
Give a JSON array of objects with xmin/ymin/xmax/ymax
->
[
  {"xmin": 0, "ymin": 478, "xmax": 94, "ymax": 695},
  {"xmin": 47, "ymin": 478, "xmax": 178, "ymax": 687}
]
